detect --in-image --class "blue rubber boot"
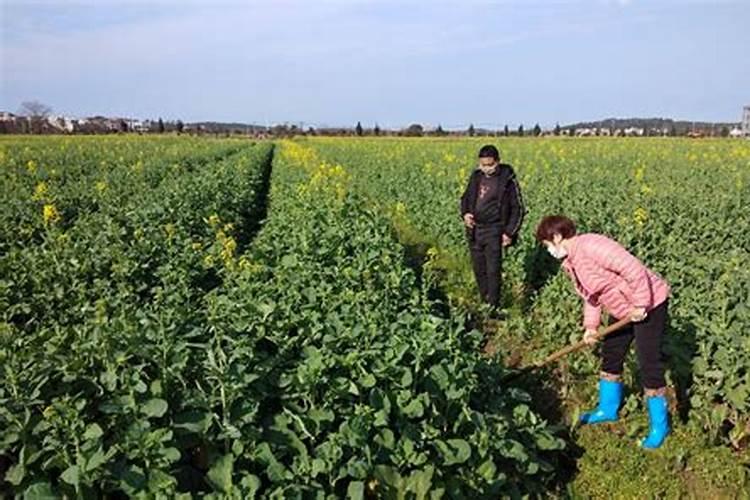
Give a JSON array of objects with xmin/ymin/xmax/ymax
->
[
  {"xmin": 579, "ymin": 379, "xmax": 623, "ymax": 424},
  {"xmin": 640, "ymin": 395, "xmax": 670, "ymax": 449}
]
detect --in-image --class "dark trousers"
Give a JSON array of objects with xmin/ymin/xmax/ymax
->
[
  {"xmin": 601, "ymin": 300, "xmax": 669, "ymax": 389},
  {"xmin": 469, "ymin": 225, "xmax": 503, "ymax": 308}
]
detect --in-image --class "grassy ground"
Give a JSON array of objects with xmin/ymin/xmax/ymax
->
[
  {"xmin": 570, "ymin": 423, "xmax": 749, "ymax": 499},
  {"xmin": 482, "ymin": 305, "xmax": 750, "ymax": 499}
]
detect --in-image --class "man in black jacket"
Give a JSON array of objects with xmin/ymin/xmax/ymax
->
[{"xmin": 460, "ymin": 145, "xmax": 525, "ymax": 310}]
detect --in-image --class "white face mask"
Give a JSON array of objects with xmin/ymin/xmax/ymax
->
[
  {"xmin": 478, "ymin": 162, "xmax": 497, "ymax": 176},
  {"xmin": 546, "ymin": 244, "xmax": 568, "ymax": 260}
]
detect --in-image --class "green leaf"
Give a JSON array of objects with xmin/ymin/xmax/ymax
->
[
  {"xmin": 22, "ymin": 482, "xmax": 59, "ymax": 500},
  {"xmin": 429, "ymin": 365, "xmax": 450, "ymax": 390},
  {"xmin": 477, "ymin": 459, "xmax": 497, "ymax": 481},
  {"xmin": 100, "ymin": 370, "xmax": 117, "ymax": 391},
  {"xmin": 280, "ymin": 254, "xmax": 298, "ymax": 267},
  {"xmin": 400, "ymin": 369, "xmax": 413, "ymax": 387},
  {"xmin": 311, "ymin": 458, "xmax": 327, "ymax": 477},
  {"xmin": 308, "ymin": 407, "xmax": 335, "ymax": 426},
  {"xmin": 256, "ymin": 443, "xmax": 287, "ymax": 483},
  {"xmin": 375, "ymin": 428, "xmax": 395, "ymax": 450},
  {"xmin": 83, "ymin": 423, "xmax": 103, "ymax": 441},
  {"xmin": 402, "ymin": 398, "xmax": 424, "ymax": 418},
  {"xmin": 133, "ymin": 379, "xmax": 148, "ymax": 394},
  {"xmin": 148, "ymin": 469, "xmax": 176, "ymax": 491},
  {"xmin": 430, "ymin": 488, "xmax": 446, "ymax": 500},
  {"xmin": 174, "ymin": 410, "xmax": 212, "ymax": 433},
  {"xmin": 257, "ymin": 302, "xmax": 276, "ymax": 319},
  {"xmin": 726, "ymin": 384, "xmax": 749, "ymax": 411},
  {"xmin": 120, "ymin": 465, "xmax": 146, "ymax": 495},
  {"xmin": 141, "ymin": 398, "xmax": 168, "ymax": 418},
  {"xmin": 368, "ymin": 388, "xmax": 391, "ymax": 413},
  {"xmin": 435, "ymin": 439, "xmax": 471, "ymax": 465},
  {"xmin": 162, "ymin": 447, "xmax": 181, "ymax": 463},
  {"xmin": 348, "ymin": 381, "xmax": 360, "ymax": 396},
  {"xmin": 240, "ymin": 474, "xmax": 261, "ymax": 497},
  {"xmin": 207, "ymin": 454, "xmax": 234, "ymax": 493},
  {"xmin": 374, "ymin": 465, "xmax": 403, "ymax": 489},
  {"xmin": 60, "ymin": 465, "xmax": 79, "ymax": 486},
  {"xmin": 85, "ymin": 447, "xmax": 107, "ymax": 472},
  {"xmin": 535, "ymin": 432, "xmax": 563, "ymax": 451},
  {"xmin": 347, "ymin": 481, "xmax": 365, "ymax": 500},
  {"xmin": 359, "ymin": 372, "xmax": 376, "ymax": 388},
  {"xmin": 406, "ymin": 466, "xmax": 434, "ymax": 498},
  {"xmin": 374, "ymin": 410, "xmax": 389, "ymax": 427},
  {"xmin": 6, "ymin": 463, "xmax": 25, "ymax": 486},
  {"xmin": 499, "ymin": 439, "xmax": 528, "ymax": 461},
  {"xmin": 150, "ymin": 379, "xmax": 163, "ymax": 396}
]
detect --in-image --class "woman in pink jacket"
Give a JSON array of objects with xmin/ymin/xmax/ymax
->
[{"xmin": 535, "ymin": 215, "xmax": 671, "ymax": 449}]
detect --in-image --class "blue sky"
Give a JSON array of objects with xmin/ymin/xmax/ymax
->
[{"xmin": 1, "ymin": 0, "xmax": 748, "ymax": 128}]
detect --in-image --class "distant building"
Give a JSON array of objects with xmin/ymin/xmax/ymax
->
[
  {"xmin": 729, "ymin": 127, "xmax": 744, "ymax": 138},
  {"xmin": 131, "ymin": 120, "xmax": 152, "ymax": 133},
  {"xmin": 743, "ymin": 106, "xmax": 750, "ymax": 137},
  {"xmin": 46, "ymin": 115, "xmax": 76, "ymax": 133},
  {"xmin": 623, "ymin": 127, "xmax": 644, "ymax": 137}
]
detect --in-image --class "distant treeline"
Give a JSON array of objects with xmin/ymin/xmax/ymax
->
[{"xmin": 1, "ymin": 113, "xmax": 743, "ymax": 139}]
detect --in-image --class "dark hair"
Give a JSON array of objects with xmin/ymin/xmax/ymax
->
[
  {"xmin": 478, "ymin": 145, "xmax": 499, "ymax": 160},
  {"xmin": 535, "ymin": 215, "xmax": 577, "ymax": 242}
]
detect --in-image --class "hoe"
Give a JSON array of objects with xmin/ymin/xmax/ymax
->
[{"xmin": 502, "ymin": 317, "xmax": 631, "ymax": 382}]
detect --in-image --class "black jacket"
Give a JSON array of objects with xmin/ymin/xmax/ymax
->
[{"xmin": 460, "ymin": 164, "xmax": 525, "ymax": 243}]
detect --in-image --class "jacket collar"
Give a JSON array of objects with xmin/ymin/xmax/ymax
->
[{"xmin": 561, "ymin": 235, "xmax": 581, "ymax": 270}]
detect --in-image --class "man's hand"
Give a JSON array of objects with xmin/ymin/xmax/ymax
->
[
  {"xmin": 629, "ymin": 307, "xmax": 647, "ymax": 322},
  {"xmin": 501, "ymin": 234, "xmax": 512, "ymax": 247},
  {"xmin": 583, "ymin": 329, "xmax": 599, "ymax": 345},
  {"xmin": 463, "ymin": 213, "xmax": 475, "ymax": 228}
]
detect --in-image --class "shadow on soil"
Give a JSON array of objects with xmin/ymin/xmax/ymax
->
[{"xmin": 237, "ymin": 144, "xmax": 275, "ymax": 251}]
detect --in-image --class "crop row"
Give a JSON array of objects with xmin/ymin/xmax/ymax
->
[
  {"xmin": 1, "ymin": 141, "xmax": 273, "ymax": 498},
  {"xmin": 0, "ymin": 136, "xmax": 245, "ymax": 251},
  {"xmin": 185, "ymin": 140, "xmax": 567, "ymax": 498}
]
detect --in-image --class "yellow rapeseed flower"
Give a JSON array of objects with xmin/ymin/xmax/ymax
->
[
  {"xmin": 206, "ymin": 214, "xmax": 221, "ymax": 228},
  {"xmin": 633, "ymin": 165, "xmax": 645, "ymax": 183},
  {"xmin": 633, "ymin": 207, "xmax": 648, "ymax": 227},
  {"xmin": 221, "ymin": 237, "xmax": 237, "ymax": 264},
  {"xmin": 43, "ymin": 204, "xmax": 61, "ymax": 225},
  {"xmin": 32, "ymin": 182, "xmax": 48, "ymax": 201}
]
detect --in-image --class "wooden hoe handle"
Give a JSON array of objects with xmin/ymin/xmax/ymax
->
[{"xmin": 533, "ymin": 316, "xmax": 632, "ymax": 368}]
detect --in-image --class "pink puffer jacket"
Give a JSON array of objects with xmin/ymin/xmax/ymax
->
[{"xmin": 561, "ymin": 233, "xmax": 670, "ymax": 330}]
